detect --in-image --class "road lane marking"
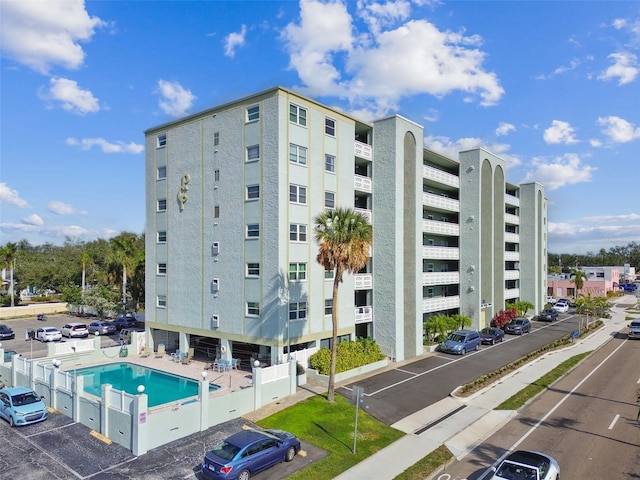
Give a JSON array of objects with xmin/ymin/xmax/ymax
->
[
  {"xmin": 608, "ymin": 414, "xmax": 620, "ymax": 430},
  {"xmin": 477, "ymin": 336, "xmax": 628, "ymax": 479}
]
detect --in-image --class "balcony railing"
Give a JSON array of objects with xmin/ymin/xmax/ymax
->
[
  {"xmin": 423, "ymin": 192, "xmax": 460, "ymax": 212},
  {"xmin": 505, "ymin": 193, "xmax": 520, "ymax": 207},
  {"xmin": 355, "ymin": 207, "xmax": 372, "ymax": 224},
  {"xmin": 422, "ymin": 295, "xmax": 460, "ymax": 313},
  {"xmin": 355, "ymin": 306, "xmax": 373, "ymax": 323},
  {"xmin": 423, "ymin": 246, "xmax": 460, "ymax": 260},
  {"xmin": 423, "ymin": 271, "xmax": 460, "ymax": 286},
  {"xmin": 505, "ymin": 288, "xmax": 520, "ymax": 299},
  {"xmin": 504, "ymin": 270, "xmax": 520, "ymax": 280},
  {"xmin": 504, "ymin": 232, "xmax": 519, "ymax": 244},
  {"xmin": 354, "ymin": 141, "xmax": 373, "ymax": 161},
  {"xmin": 354, "ymin": 273, "xmax": 372, "ymax": 290},
  {"xmin": 505, "ymin": 251, "xmax": 520, "ymax": 262},
  {"xmin": 423, "ymin": 165, "xmax": 460, "ymax": 188},
  {"xmin": 505, "ymin": 213, "xmax": 519, "ymax": 225},
  {"xmin": 354, "ymin": 174, "xmax": 372, "ymax": 193},
  {"xmin": 422, "ymin": 219, "xmax": 460, "ymax": 236}
]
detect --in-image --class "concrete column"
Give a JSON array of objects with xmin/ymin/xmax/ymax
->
[
  {"xmin": 29, "ymin": 359, "xmax": 37, "ymax": 390},
  {"xmin": 73, "ymin": 375, "xmax": 84, "ymax": 422},
  {"xmin": 289, "ymin": 359, "xmax": 297, "ymax": 395},
  {"xmin": 252, "ymin": 364, "xmax": 262, "ymax": 410},
  {"xmin": 199, "ymin": 373, "xmax": 209, "ymax": 431},
  {"xmin": 50, "ymin": 365, "xmax": 59, "ymax": 410},
  {"xmin": 220, "ymin": 338, "xmax": 231, "ymax": 360},
  {"xmin": 131, "ymin": 391, "xmax": 148, "ymax": 456},
  {"xmin": 100, "ymin": 384, "xmax": 112, "ymax": 438}
]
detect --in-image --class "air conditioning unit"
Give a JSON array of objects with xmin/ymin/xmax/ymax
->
[
  {"xmin": 212, "ymin": 242, "xmax": 220, "ymax": 255},
  {"xmin": 211, "ymin": 315, "xmax": 219, "ymax": 329},
  {"xmin": 211, "ymin": 278, "xmax": 220, "ymax": 291}
]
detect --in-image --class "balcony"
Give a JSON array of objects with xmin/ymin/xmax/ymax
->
[
  {"xmin": 423, "ymin": 271, "xmax": 460, "ymax": 286},
  {"xmin": 355, "ymin": 305, "xmax": 373, "ymax": 323},
  {"xmin": 354, "ymin": 174, "xmax": 372, "ymax": 193},
  {"xmin": 354, "ymin": 141, "xmax": 373, "ymax": 161},
  {"xmin": 505, "ymin": 251, "xmax": 520, "ymax": 262},
  {"xmin": 423, "ymin": 246, "xmax": 460, "ymax": 260},
  {"xmin": 354, "ymin": 273, "xmax": 372, "ymax": 290},
  {"xmin": 423, "ymin": 219, "xmax": 460, "ymax": 236},
  {"xmin": 355, "ymin": 207, "xmax": 372, "ymax": 224},
  {"xmin": 505, "ymin": 213, "xmax": 519, "ymax": 225},
  {"xmin": 423, "ymin": 295, "xmax": 460, "ymax": 313},
  {"xmin": 504, "ymin": 232, "xmax": 519, "ymax": 244},
  {"xmin": 423, "ymin": 165, "xmax": 460, "ymax": 188},
  {"xmin": 505, "ymin": 288, "xmax": 520, "ymax": 300},
  {"xmin": 504, "ymin": 270, "xmax": 520, "ymax": 280},
  {"xmin": 505, "ymin": 193, "xmax": 520, "ymax": 207},
  {"xmin": 423, "ymin": 192, "xmax": 460, "ymax": 212}
]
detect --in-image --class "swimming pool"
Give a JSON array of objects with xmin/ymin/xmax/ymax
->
[{"xmin": 75, "ymin": 362, "xmax": 219, "ymax": 407}]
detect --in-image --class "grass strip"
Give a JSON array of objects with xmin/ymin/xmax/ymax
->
[
  {"xmin": 393, "ymin": 444, "xmax": 454, "ymax": 480},
  {"xmin": 495, "ymin": 351, "xmax": 591, "ymax": 410}
]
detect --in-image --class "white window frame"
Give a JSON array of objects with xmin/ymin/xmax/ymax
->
[
  {"xmin": 289, "ymin": 144, "xmax": 307, "ymax": 165},
  {"xmin": 324, "ymin": 299, "xmax": 333, "ymax": 316},
  {"xmin": 246, "ymin": 145, "xmax": 260, "ymax": 162},
  {"xmin": 157, "ymin": 199, "xmax": 167, "ymax": 212},
  {"xmin": 157, "ymin": 166, "xmax": 166, "ymax": 180},
  {"xmin": 289, "ymin": 223, "xmax": 307, "ymax": 242},
  {"xmin": 157, "ymin": 295, "xmax": 167, "ymax": 308},
  {"xmin": 289, "ymin": 184, "xmax": 307, "ymax": 205},
  {"xmin": 157, "ymin": 134, "xmax": 166, "ymax": 148},
  {"xmin": 289, "ymin": 103, "xmax": 307, "ymax": 126},
  {"xmin": 247, "ymin": 105, "xmax": 260, "ymax": 122},
  {"xmin": 289, "ymin": 302, "xmax": 307, "ymax": 321},
  {"xmin": 247, "ymin": 223, "xmax": 260, "ymax": 238},
  {"xmin": 246, "ymin": 263, "xmax": 260, "ymax": 277},
  {"xmin": 247, "ymin": 302, "xmax": 260, "ymax": 316},
  {"xmin": 289, "ymin": 263, "xmax": 307, "ymax": 281},
  {"xmin": 325, "ymin": 154, "xmax": 335, "ymax": 173},
  {"xmin": 214, "ymin": 132, "xmax": 220, "ymax": 146},
  {"xmin": 157, "ymin": 263, "xmax": 167, "ymax": 275},
  {"xmin": 325, "ymin": 191, "xmax": 335, "ymax": 209},
  {"xmin": 157, "ymin": 231, "xmax": 167, "ymax": 243},
  {"xmin": 246, "ymin": 184, "xmax": 260, "ymax": 200},
  {"xmin": 325, "ymin": 117, "xmax": 336, "ymax": 136}
]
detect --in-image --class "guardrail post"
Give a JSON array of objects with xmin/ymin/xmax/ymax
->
[
  {"xmin": 101, "ymin": 383, "xmax": 112, "ymax": 439},
  {"xmin": 199, "ymin": 372, "xmax": 209, "ymax": 431},
  {"xmin": 132, "ymin": 391, "xmax": 148, "ymax": 456},
  {"xmin": 252, "ymin": 364, "xmax": 262, "ymax": 410}
]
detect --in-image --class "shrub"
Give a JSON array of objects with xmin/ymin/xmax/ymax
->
[{"xmin": 309, "ymin": 338, "xmax": 385, "ymax": 375}]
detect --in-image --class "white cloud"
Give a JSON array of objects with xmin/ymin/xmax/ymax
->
[
  {"xmin": 612, "ymin": 18, "xmax": 640, "ymax": 46},
  {"xmin": 543, "ymin": 120, "xmax": 578, "ymax": 145},
  {"xmin": 157, "ymin": 79, "xmax": 196, "ymax": 117},
  {"xmin": 536, "ymin": 58, "xmax": 581, "ymax": 80},
  {"xmin": 548, "ymin": 218, "xmax": 640, "ymax": 254},
  {"xmin": 224, "ymin": 25, "xmax": 247, "ymax": 58},
  {"xmin": 22, "ymin": 214, "xmax": 44, "ymax": 226},
  {"xmin": 39, "ymin": 77, "xmax": 100, "ymax": 114},
  {"xmin": 66, "ymin": 137, "xmax": 144, "ymax": 154},
  {"xmin": 598, "ymin": 52, "xmax": 639, "ymax": 85},
  {"xmin": 424, "ymin": 135, "xmax": 521, "ymax": 167},
  {"xmin": 281, "ymin": 0, "xmax": 504, "ymax": 116},
  {"xmin": 47, "ymin": 201, "xmax": 87, "ymax": 215},
  {"xmin": 0, "ymin": 0, "xmax": 107, "ymax": 74},
  {"xmin": 495, "ymin": 122, "xmax": 515, "ymax": 136},
  {"xmin": 589, "ymin": 138, "xmax": 603, "ymax": 148},
  {"xmin": 520, "ymin": 153, "xmax": 596, "ymax": 190},
  {"xmin": 596, "ymin": 116, "xmax": 640, "ymax": 143},
  {"xmin": 0, "ymin": 222, "xmax": 119, "ymax": 242},
  {"xmin": 0, "ymin": 183, "xmax": 30, "ymax": 208}
]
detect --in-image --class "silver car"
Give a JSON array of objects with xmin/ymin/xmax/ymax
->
[
  {"xmin": 492, "ymin": 450, "xmax": 560, "ymax": 480},
  {"xmin": 61, "ymin": 322, "xmax": 89, "ymax": 338},
  {"xmin": 36, "ymin": 327, "xmax": 62, "ymax": 342},
  {"xmin": 628, "ymin": 320, "xmax": 640, "ymax": 339}
]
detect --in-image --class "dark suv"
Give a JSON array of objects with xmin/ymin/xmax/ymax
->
[
  {"xmin": 112, "ymin": 315, "xmax": 138, "ymax": 331},
  {"xmin": 505, "ymin": 318, "xmax": 531, "ymax": 335},
  {"xmin": 537, "ymin": 309, "xmax": 559, "ymax": 322}
]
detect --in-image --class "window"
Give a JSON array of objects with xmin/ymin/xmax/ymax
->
[
  {"xmin": 325, "ymin": 117, "xmax": 336, "ymax": 136},
  {"xmin": 325, "ymin": 154, "xmax": 335, "ymax": 173},
  {"xmin": 157, "ymin": 231, "xmax": 167, "ymax": 243},
  {"xmin": 157, "ymin": 295, "xmax": 167, "ymax": 308},
  {"xmin": 247, "ymin": 224, "xmax": 259, "ymax": 238},
  {"xmin": 289, "ymin": 184, "xmax": 307, "ymax": 204},
  {"xmin": 157, "ymin": 134, "xmax": 166, "ymax": 148},
  {"xmin": 324, "ymin": 299, "xmax": 333, "ymax": 316},
  {"xmin": 325, "ymin": 269, "xmax": 334, "ymax": 279},
  {"xmin": 247, "ymin": 302, "xmax": 260, "ymax": 316},
  {"xmin": 247, "ymin": 145, "xmax": 260, "ymax": 162},
  {"xmin": 289, "ymin": 144, "xmax": 307, "ymax": 165},
  {"xmin": 325, "ymin": 191, "xmax": 335, "ymax": 209},
  {"xmin": 157, "ymin": 166, "xmax": 166, "ymax": 179},
  {"xmin": 246, "ymin": 263, "xmax": 260, "ymax": 277},
  {"xmin": 427, "ymin": 263, "xmax": 434, "ymax": 273},
  {"xmin": 214, "ymin": 206, "xmax": 220, "ymax": 218},
  {"xmin": 289, "ymin": 302, "xmax": 307, "ymax": 321},
  {"xmin": 158, "ymin": 199, "xmax": 167, "ymax": 211},
  {"xmin": 247, "ymin": 184, "xmax": 260, "ymax": 200},
  {"xmin": 289, "ymin": 263, "xmax": 307, "ymax": 281},
  {"xmin": 214, "ymin": 169, "xmax": 220, "ymax": 181},
  {"xmin": 289, "ymin": 223, "xmax": 307, "ymax": 242},
  {"xmin": 157, "ymin": 263, "xmax": 167, "ymax": 275},
  {"xmin": 214, "ymin": 132, "xmax": 220, "ymax": 146},
  {"xmin": 247, "ymin": 105, "xmax": 259, "ymax": 122},
  {"xmin": 289, "ymin": 104, "xmax": 307, "ymax": 126}
]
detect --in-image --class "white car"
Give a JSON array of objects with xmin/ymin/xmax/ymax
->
[
  {"xmin": 552, "ymin": 300, "xmax": 569, "ymax": 313},
  {"xmin": 61, "ymin": 322, "xmax": 89, "ymax": 338},
  {"xmin": 492, "ymin": 450, "xmax": 560, "ymax": 480},
  {"xmin": 36, "ymin": 327, "xmax": 62, "ymax": 342}
]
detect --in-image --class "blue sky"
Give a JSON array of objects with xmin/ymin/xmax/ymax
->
[{"xmin": 1, "ymin": 0, "xmax": 639, "ymax": 255}]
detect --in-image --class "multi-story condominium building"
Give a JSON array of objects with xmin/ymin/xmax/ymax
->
[{"xmin": 144, "ymin": 87, "xmax": 547, "ymax": 365}]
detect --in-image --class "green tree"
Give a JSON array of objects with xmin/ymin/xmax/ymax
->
[
  {"xmin": 1, "ymin": 242, "xmax": 18, "ymax": 306},
  {"xmin": 423, "ymin": 314, "xmax": 453, "ymax": 344},
  {"xmin": 507, "ymin": 300, "xmax": 535, "ymax": 317},
  {"xmin": 452, "ymin": 313, "xmax": 472, "ymax": 330},
  {"xmin": 108, "ymin": 233, "xmax": 144, "ymax": 312},
  {"xmin": 570, "ymin": 269, "xmax": 588, "ymax": 298},
  {"xmin": 82, "ymin": 285, "xmax": 119, "ymax": 319},
  {"xmin": 315, "ymin": 208, "xmax": 372, "ymax": 402}
]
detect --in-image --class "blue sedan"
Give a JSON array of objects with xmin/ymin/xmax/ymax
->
[
  {"xmin": 202, "ymin": 428, "xmax": 300, "ymax": 480},
  {"xmin": 0, "ymin": 386, "xmax": 48, "ymax": 427}
]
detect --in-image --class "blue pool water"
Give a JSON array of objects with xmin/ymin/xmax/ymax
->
[{"xmin": 75, "ymin": 362, "xmax": 219, "ymax": 407}]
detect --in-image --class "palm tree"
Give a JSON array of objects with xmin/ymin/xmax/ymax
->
[
  {"xmin": 1, "ymin": 242, "xmax": 18, "ymax": 307},
  {"xmin": 81, "ymin": 252, "xmax": 91, "ymax": 292},
  {"xmin": 315, "ymin": 208, "xmax": 372, "ymax": 402},
  {"xmin": 570, "ymin": 269, "xmax": 588, "ymax": 299},
  {"xmin": 108, "ymin": 233, "xmax": 144, "ymax": 312}
]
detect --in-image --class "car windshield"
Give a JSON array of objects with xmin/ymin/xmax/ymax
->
[
  {"xmin": 515, "ymin": 320, "xmax": 525, "ymax": 325},
  {"xmin": 480, "ymin": 328, "xmax": 494, "ymax": 334},
  {"xmin": 495, "ymin": 461, "xmax": 538, "ymax": 479},
  {"xmin": 45, "ymin": 328, "xmax": 58, "ymax": 333},
  {"xmin": 447, "ymin": 334, "xmax": 465, "ymax": 342},
  {"xmin": 11, "ymin": 392, "xmax": 41, "ymax": 406},
  {"xmin": 211, "ymin": 440, "xmax": 240, "ymax": 461}
]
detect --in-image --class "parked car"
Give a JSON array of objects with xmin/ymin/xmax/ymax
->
[
  {"xmin": 552, "ymin": 299, "xmax": 569, "ymax": 313},
  {"xmin": 440, "ymin": 330, "xmax": 482, "ymax": 355},
  {"xmin": 0, "ymin": 386, "xmax": 49, "ymax": 427},
  {"xmin": 118, "ymin": 328, "xmax": 144, "ymax": 344},
  {"xmin": 112, "ymin": 315, "xmax": 138, "ymax": 331},
  {"xmin": 61, "ymin": 322, "xmax": 89, "ymax": 338},
  {"xmin": 537, "ymin": 309, "xmax": 559, "ymax": 322},
  {"xmin": 479, "ymin": 327, "xmax": 505, "ymax": 345},
  {"xmin": 88, "ymin": 321, "xmax": 117, "ymax": 336},
  {"xmin": 201, "ymin": 428, "xmax": 300, "ymax": 480},
  {"xmin": 628, "ymin": 320, "xmax": 640, "ymax": 339},
  {"xmin": 545, "ymin": 296, "xmax": 556, "ymax": 305},
  {"xmin": 491, "ymin": 450, "xmax": 560, "ymax": 480},
  {"xmin": 504, "ymin": 318, "xmax": 531, "ymax": 335},
  {"xmin": 0, "ymin": 324, "xmax": 15, "ymax": 340},
  {"xmin": 35, "ymin": 327, "xmax": 62, "ymax": 342}
]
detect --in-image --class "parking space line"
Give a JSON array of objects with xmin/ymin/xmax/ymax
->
[{"xmin": 608, "ymin": 414, "xmax": 620, "ymax": 430}]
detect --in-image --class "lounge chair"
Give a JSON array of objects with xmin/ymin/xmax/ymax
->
[
  {"xmin": 139, "ymin": 347, "xmax": 152, "ymax": 358},
  {"xmin": 155, "ymin": 343, "xmax": 166, "ymax": 358},
  {"xmin": 181, "ymin": 347, "xmax": 195, "ymax": 365}
]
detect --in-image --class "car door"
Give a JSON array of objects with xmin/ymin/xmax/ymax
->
[
  {"xmin": 255, "ymin": 438, "xmax": 282, "ymax": 471},
  {"xmin": 0, "ymin": 392, "xmax": 9, "ymax": 421}
]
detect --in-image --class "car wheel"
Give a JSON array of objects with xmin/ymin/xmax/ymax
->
[
  {"xmin": 285, "ymin": 446, "xmax": 296, "ymax": 462},
  {"xmin": 8, "ymin": 416, "xmax": 14, "ymax": 427},
  {"xmin": 461, "ymin": 348, "xmax": 466, "ymax": 355},
  {"xmin": 475, "ymin": 344, "xmax": 480, "ymax": 351},
  {"xmin": 491, "ymin": 339, "xmax": 495, "ymax": 345},
  {"xmin": 500, "ymin": 336, "xmax": 504, "ymax": 342},
  {"xmin": 237, "ymin": 469, "xmax": 251, "ymax": 480}
]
